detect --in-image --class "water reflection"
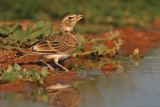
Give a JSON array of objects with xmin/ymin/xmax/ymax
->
[
  {"xmin": 0, "ymin": 83, "xmax": 80, "ymax": 107},
  {"xmin": 45, "ymin": 84, "xmax": 80, "ymax": 107}
]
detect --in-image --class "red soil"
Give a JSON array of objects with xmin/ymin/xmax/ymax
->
[
  {"xmin": 101, "ymin": 64, "xmax": 117, "ymax": 74},
  {"xmin": 84, "ymin": 26, "xmax": 160, "ymax": 55},
  {"xmin": 117, "ymin": 26, "xmax": 160, "ymax": 55},
  {"xmin": 0, "ymin": 80, "xmax": 40, "ymax": 93}
]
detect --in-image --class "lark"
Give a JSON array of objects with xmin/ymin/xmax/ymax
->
[{"xmin": 15, "ymin": 14, "xmax": 84, "ymax": 72}]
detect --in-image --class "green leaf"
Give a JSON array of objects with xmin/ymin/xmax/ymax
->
[
  {"xmin": 92, "ymin": 43, "xmax": 106, "ymax": 55},
  {"xmin": 12, "ymin": 30, "xmax": 25, "ymax": 41},
  {"xmin": 13, "ymin": 63, "xmax": 22, "ymax": 71},
  {"xmin": 41, "ymin": 67, "xmax": 48, "ymax": 77},
  {"xmin": 17, "ymin": 74, "xmax": 23, "ymax": 79},
  {"xmin": 0, "ymin": 45, "xmax": 21, "ymax": 50},
  {"xmin": 0, "ymin": 23, "xmax": 21, "ymax": 35},
  {"xmin": 31, "ymin": 73, "xmax": 37, "ymax": 82},
  {"xmin": 31, "ymin": 69, "xmax": 39, "ymax": 82},
  {"xmin": 6, "ymin": 65, "xmax": 13, "ymax": 73},
  {"xmin": 2, "ymin": 72, "xmax": 17, "ymax": 82},
  {"xmin": 25, "ymin": 70, "xmax": 32, "ymax": 78},
  {"xmin": 0, "ymin": 69, "xmax": 3, "ymax": 76}
]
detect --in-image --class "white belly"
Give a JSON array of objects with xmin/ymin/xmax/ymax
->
[{"xmin": 44, "ymin": 54, "xmax": 71, "ymax": 60}]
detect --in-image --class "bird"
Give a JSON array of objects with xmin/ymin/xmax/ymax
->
[{"xmin": 15, "ymin": 14, "xmax": 84, "ymax": 72}]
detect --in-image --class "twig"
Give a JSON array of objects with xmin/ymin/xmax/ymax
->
[{"xmin": 73, "ymin": 50, "xmax": 98, "ymax": 56}]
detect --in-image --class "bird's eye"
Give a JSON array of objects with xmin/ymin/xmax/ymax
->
[{"xmin": 69, "ymin": 17, "xmax": 72, "ymax": 19}]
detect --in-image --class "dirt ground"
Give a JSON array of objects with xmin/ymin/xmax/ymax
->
[{"xmin": 117, "ymin": 26, "xmax": 160, "ymax": 55}]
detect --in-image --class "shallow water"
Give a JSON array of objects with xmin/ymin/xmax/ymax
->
[
  {"xmin": 1, "ymin": 48, "xmax": 160, "ymax": 107},
  {"xmin": 78, "ymin": 58, "xmax": 160, "ymax": 106}
]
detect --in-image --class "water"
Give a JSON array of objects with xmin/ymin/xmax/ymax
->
[{"xmin": 0, "ymin": 48, "xmax": 160, "ymax": 107}]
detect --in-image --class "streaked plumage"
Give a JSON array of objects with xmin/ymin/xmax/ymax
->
[
  {"xmin": 45, "ymin": 84, "xmax": 80, "ymax": 106},
  {"xmin": 15, "ymin": 14, "xmax": 84, "ymax": 72},
  {"xmin": 31, "ymin": 31, "xmax": 78, "ymax": 56}
]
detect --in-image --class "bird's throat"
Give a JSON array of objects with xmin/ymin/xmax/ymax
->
[{"xmin": 60, "ymin": 26, "xmax": 74, "ymax": 32}]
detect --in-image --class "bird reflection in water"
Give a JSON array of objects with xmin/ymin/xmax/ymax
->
[
  {"xmin": 0, "ymin": 83, "xmax": 80, "ymax": 107},
  {"xmin": 44, "ymin": 83, "xmax": 80, "ymax": 107}
]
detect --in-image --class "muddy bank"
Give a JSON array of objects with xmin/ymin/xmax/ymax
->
[
  {"xmin": 84, "ymin": 26, "xmax": 160, "ymax": 55},
  {"xmin": 117, "ymin": 26, "xmax": 160, "ymax": 55}
]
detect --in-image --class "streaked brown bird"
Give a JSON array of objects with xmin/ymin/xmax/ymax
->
[{"xmin": 15, "ymin": 14, "xmax": 84, "ymax": 72}]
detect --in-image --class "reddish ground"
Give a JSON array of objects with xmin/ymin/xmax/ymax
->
[
  {"xmin": 0, "ymin": 80, "xmax": 40, "ymax": 93},
  {"xmin": 85, "ymin": 26, "xmax": 160, "ymax": 55},
  {"xmin": 117, "ymin": 26, "xmax": 160, "ymax": 55}
]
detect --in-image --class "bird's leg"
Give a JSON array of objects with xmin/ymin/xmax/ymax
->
[
  {"xmin": 39, "ymin": 56, "xmax": 55, "ymax": 71},
  {"xmin": 54, "ymin": 58, "xmax": 69, "ymax": 72}
]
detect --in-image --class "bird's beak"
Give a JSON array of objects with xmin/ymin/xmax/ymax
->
[
  {"xmin": 77, "ymin": 15, "xmax": 84, "ymax": 21},
  {"xmin": 78, "ymin": 15, "xmax": 84, "ymax": 18}
]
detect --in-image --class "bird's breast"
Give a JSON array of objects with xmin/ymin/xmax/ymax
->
[{"xmin": 44, "ymin": 53, "xmax": 71, "ymax": 60}]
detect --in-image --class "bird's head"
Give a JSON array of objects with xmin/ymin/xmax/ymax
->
[{"xmin": 60, "ymin": 14, "xmax": 84, "ymax": 32}]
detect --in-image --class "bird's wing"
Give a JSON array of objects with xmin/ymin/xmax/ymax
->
[{"xmin": 31, "ymin": 32, "xmax": 78, "ymax": 54}]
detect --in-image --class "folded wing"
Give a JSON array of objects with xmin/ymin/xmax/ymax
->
[{"xmin": 31, "ymin": 32, "xmax": 78, "ymax": 54}]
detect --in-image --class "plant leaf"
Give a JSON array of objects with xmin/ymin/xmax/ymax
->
[
  {"xmin": 92, "ymin": 43, "xmax": 106, "ymax": 55},
  {"xmin": 0, "ymin": 69, "xmax": 3, "ymax": 76},
  {"xmin": 41, "ymin": 67, "xmax": 48, "ymax": 77},
  {"xmin": 13, "ymin": 63, "xmax": 22, "ymax": 71},
  {"xmin": 2, "ymin": 72, "xmax": 17, "ymax": 82},
  {"xmin": 6, "ymin": 65, "xmax": 13, "ymax": 73}
]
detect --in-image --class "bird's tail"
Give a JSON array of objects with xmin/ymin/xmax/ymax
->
[{"xmin": 14, "ymin": 48, "xmax": 35, "ymax": 61}]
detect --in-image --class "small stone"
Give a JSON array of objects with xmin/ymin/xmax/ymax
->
[{"xmin": 101, "ymin": 64, "xmax": 117, "ymax": 74}]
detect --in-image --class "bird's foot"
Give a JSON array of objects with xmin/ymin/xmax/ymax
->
[
  {"xmin": 40, "ymin": 59, "xmax": 55, "ymax": 71},
  {"xmin": 47, "ymin": 65, "xmax": 55, "ymax": 71},
  {"xmin": 64, "ymin": 68, "xmax": 69, "ymax": 72}
]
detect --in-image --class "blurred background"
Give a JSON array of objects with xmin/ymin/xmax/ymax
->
[{"xmin": 0, "ymin": 0, "xmax": 160, "ymax": 27}]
